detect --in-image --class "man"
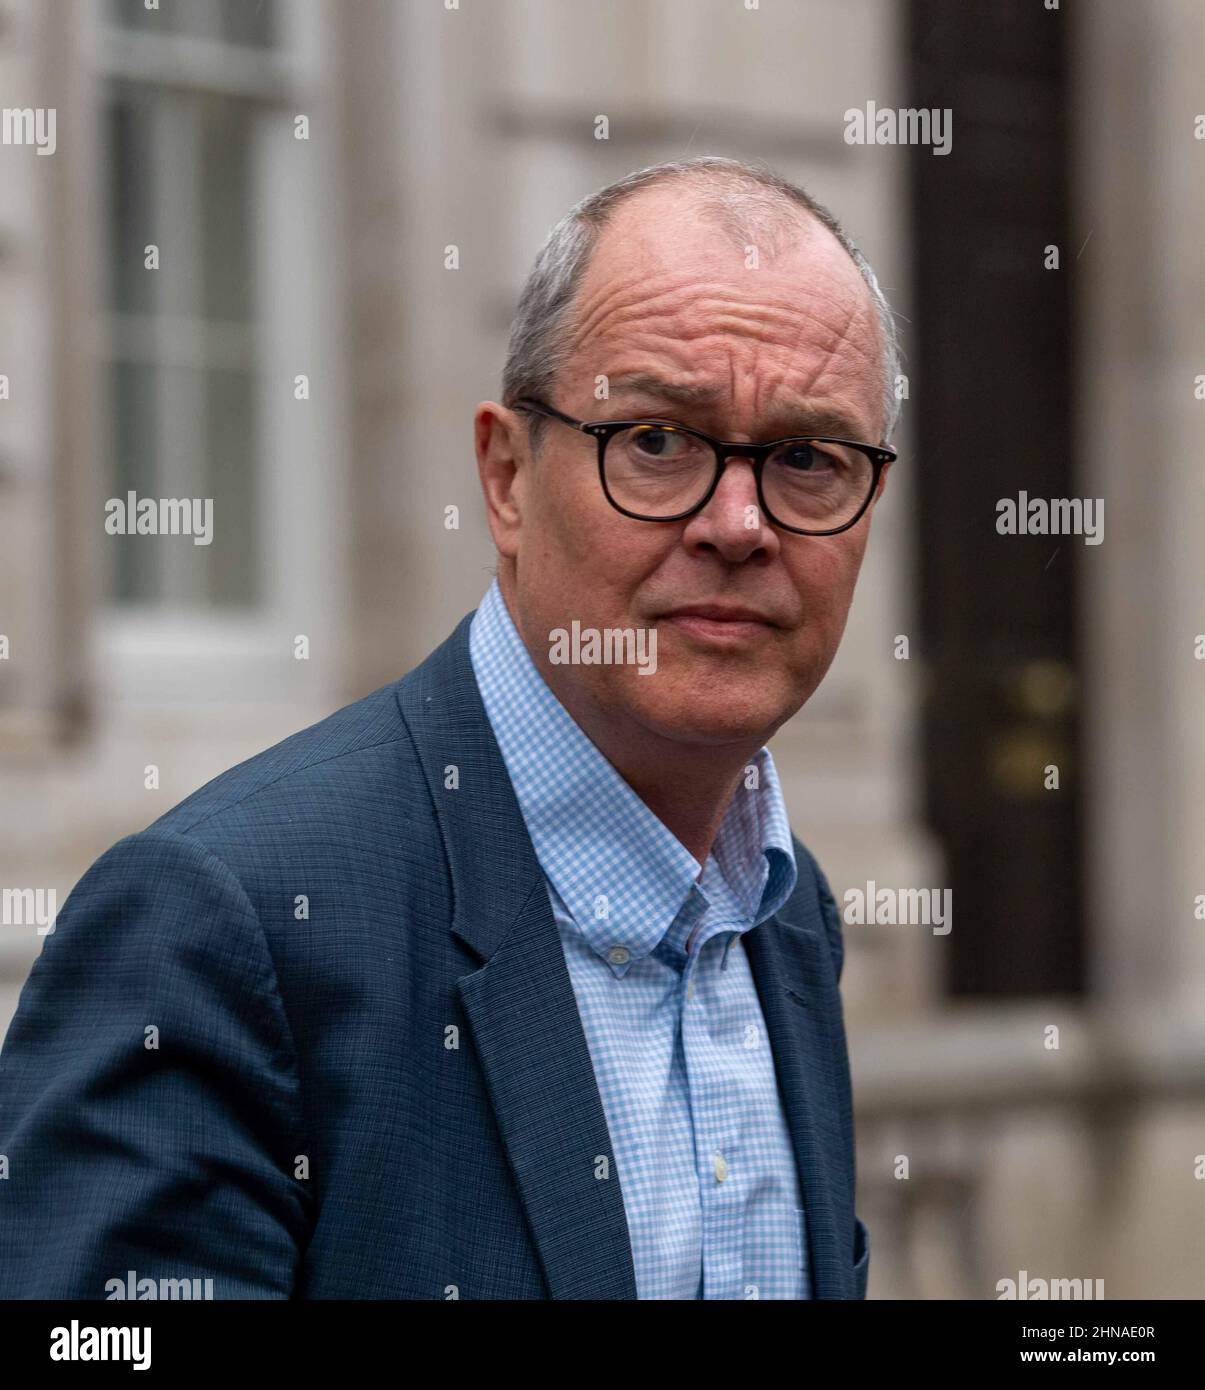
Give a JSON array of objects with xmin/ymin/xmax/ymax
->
[{"xmin": 0, "ymin": 157, "xmax": 896, "ymax": 1299}]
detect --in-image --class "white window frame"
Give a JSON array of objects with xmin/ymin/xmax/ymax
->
[{"xmin": 90, "ymin": 0, "xmax": 347, "ymax": 708}]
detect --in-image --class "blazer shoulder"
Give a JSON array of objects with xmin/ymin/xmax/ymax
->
[{"xmin": 149, "ymin": 678, "xmax": 419, "ymax": 841}]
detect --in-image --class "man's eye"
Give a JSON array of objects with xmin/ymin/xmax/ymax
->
[
  {"xmin": 777, "ymin": 443, "xmax": 837, "ymax": 472},
  {"xmin": 631, "ymin": 427, "xmax": 691, "ymax": 458}
]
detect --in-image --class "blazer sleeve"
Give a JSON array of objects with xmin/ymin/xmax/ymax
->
[{"xmin": 0, "ymin": 828, "xmax": 312, "ymax": 1298}]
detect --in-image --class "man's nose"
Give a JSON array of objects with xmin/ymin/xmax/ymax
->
[{"xmin": 684, "ymin": 455, "xmax": 777, "ymax": 557}]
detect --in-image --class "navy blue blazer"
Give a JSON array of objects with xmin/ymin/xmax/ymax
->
[{"xmin": 0, "ymin": 611, "xmax": 868, "ymax": 1299}]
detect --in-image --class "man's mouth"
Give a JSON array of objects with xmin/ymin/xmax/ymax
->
[{"xmin": 660, "ymin": 605, "xmax": 778, "ymax": 643}]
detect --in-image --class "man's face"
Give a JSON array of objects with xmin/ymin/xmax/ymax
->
[{"xmin": 482, "ymin": 185, "xmax": 891, "ymax": 750}]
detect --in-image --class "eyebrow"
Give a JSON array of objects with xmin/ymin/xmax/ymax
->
[{"xmin": 605, "ymin": 371, "xmax": 869, "ymax": 440}]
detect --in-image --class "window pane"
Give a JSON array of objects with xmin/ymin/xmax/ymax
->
[
  {"xmin": 106, "ymin": 96, "xmax": 155, "ymax": 315},
  {"xmin": 200, "ymin": 95, "xmax": 253, "ymax": 323},
  {"xmin": 108, "ymin": 0, "xmax": 160, "ymax": 33},
  {"xmin": 222, "ymin": 0, "xmax": 275, "ymax": 48},
  {"xmin": 109, "ymin": 362, "xmax": 259, "ymax": 608},
  {"xmin": 108, "ymin": 0, "xmax": 275, "ymax": 47},
  {"xmin": 204, "ymin": 366, "xmax": 259, "ymax": 606},
  {"xmin": 109, "ymin": 360, "xmax": 160, "ymax": 602}
]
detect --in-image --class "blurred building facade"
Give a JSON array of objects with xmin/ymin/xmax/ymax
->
[{"xmin": 1, "ymin": 0, "xmax": 1202, "ymax": 1298}]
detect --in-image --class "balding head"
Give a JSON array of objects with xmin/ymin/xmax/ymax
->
[
  {"xmin": 501, "ymin": 157, "xmax": 901, "ymax": 451},
  {"xmin": 561, "ymin": 178, "xmax": 886, "ymax": 449}
]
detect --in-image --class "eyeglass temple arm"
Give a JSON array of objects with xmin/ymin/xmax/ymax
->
[{"xmin": 513, "ymin": 398, "xmax": 585, "ymax": 430}]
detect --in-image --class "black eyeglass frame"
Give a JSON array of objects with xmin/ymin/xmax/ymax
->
[{"xmin": 512, "ymin": 397, "xmax": 896, "ymax": 536}]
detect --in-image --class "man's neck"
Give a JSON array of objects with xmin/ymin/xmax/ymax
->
[
  {"xmin": 613, "ymin": 741, "xmax": 751, "ymax": 870},
  {"xmin": 537, "ymin": 664, "xmax": 760, "ymax": 867}
]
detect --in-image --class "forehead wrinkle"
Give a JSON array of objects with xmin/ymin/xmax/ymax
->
[
  {"xmin": 563, "ymin": 262, "xmax": 883, "ymax": 441},
  {"xmin": 565, "ymin": 269, "xmax": 711, "ymax": 357},
  {"xmin": 572, "ymin": 273, "xmax": 879, "ymax": 373},
  {"xmin": 607, "ymin": 321, "xmax": 879, "ymax": 436},
  {"xmin": 610, "ymin": 303, "xmax": 881, "ymax": 394},
  {"xmin": 604, "ymin": 358, "xmax": 874, "ymax": 442}
]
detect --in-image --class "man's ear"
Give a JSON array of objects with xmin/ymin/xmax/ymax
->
[{"xmin": 475, "ymin": 402, "xmax": 527, "ymax": 560}]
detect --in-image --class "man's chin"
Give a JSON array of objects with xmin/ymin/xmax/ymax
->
[{"xmin": 628, "ymin": 686, "xmax": 791, "ymax": 748}]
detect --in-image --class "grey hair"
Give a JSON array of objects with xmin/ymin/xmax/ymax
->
[{"xmin": 500, "ymin": 156, "xmax": 902, "ymax": 449}]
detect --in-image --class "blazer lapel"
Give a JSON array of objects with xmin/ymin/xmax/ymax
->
[
  {"xmin": 397, "ymin": 614, "xmax": 638, "ymax": 1300},
  {"xmin": 745, "ymin": 903, "xmax": 856, "ymax": 1299}
]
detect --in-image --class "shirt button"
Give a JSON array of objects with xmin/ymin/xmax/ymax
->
[
  {"xmin": 686, "ymin": 980, "xmax": 695, "ymax": 1000},
  {"xmin": 606, "ymin": 945, "xmax": 631, "ymax": 966},
  {"xmin": 713, "ymin": 1153, "xmax": 729, "ymax": 1183}
]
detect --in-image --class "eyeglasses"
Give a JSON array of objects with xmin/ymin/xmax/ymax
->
[{"xmin": 512, "ymin": 397, "xmax": 895, "ymax": 536}]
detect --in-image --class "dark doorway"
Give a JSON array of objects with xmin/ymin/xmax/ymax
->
[{"xmin": 907, "ymin": 0, "xmax": 1084, "ymax": 997}]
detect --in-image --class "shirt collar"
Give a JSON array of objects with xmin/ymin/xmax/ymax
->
[{"xmin": 468, "ymin": 578, "xmax": 797, "ymax": 964}]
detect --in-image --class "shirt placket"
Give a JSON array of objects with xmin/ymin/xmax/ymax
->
[{"xmin": 681, "ymin": 915, "xmax": 747, "ymax": 1299}]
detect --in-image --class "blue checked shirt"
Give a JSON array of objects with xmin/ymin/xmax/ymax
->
[{"xmin": 469, "ymin": 578, "xmax": 810, "ymax": 1299}]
